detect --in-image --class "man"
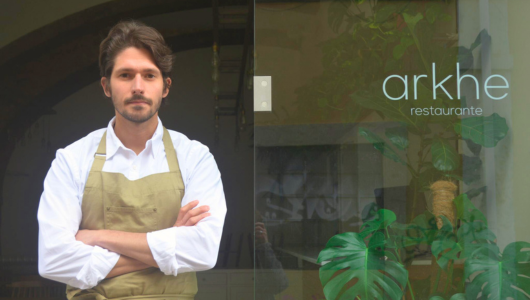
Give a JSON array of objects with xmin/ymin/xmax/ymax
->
[{"xmin": 37, "ymin": 20, "xmax": 227, "ymax": 299}]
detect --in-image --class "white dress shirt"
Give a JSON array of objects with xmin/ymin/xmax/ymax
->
[{"xmin": 37, "ymin": 116, "xmax": 227, "ymax": 289}]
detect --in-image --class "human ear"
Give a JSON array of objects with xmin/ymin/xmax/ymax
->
[
  {"xmin": 163, "ymin": 77, "xmax": 172, "ymax": 98},
  {"xmin": 101, "ymin": 77, "xmax": 111, "ymax": 97}
]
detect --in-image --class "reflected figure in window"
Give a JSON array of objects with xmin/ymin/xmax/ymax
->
[{"xmin": 254, "ymin": 211, "xmax": 289, "ymax": 300}]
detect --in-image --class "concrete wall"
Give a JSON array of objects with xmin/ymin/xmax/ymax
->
[
  {"xmin": 507, "ymin": 0, "xmax": 530, "ymax": 243},
  {"xmin": 0, "ymin": 0, "xmax": 113, "ymax": 48}
]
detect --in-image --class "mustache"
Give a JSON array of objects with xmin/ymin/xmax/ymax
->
[{"xmin": 124, "ymin": 94, "xmax": 153, "ymax": 105}]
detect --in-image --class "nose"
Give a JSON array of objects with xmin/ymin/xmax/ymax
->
[{"xmin": 131, "ymin": 73, "xmax": 144, "ymax": 94}]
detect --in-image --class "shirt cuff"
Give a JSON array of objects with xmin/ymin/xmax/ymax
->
[
  {"xmin": 147, "ymin": 227, "xmax": 179, "ymax": 276},
  {"xmin": 73, "ymin": 245, "xmax": 120, "ymax": 289}
]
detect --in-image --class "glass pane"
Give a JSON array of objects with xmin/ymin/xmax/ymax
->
[{"xmin": 254, "ymin": 1, "xmax": 530, "ymax": 299}]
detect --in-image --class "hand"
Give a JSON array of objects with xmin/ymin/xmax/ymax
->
[
  {"xmin": 173, "ymin": 200, "xmax": 211, "ymax": 227},
  {"xmin": 75, "ymin": 229, "xmax": 98, "ymax": 246},
  {"xmin": 255, "ymin": 222, "xmax": 268, "ymax": 245}
]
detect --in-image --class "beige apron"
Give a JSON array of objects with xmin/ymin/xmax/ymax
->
[{"xmin": 66, "ymin": 127, "xmax": 198, "ymax": 300}]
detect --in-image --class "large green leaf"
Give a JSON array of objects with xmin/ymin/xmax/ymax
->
[
  {"xmin": 393, "ymin": 44, "xmax": 406, "ymax": 59},
  {"xmin": 431, "ymin": 138, "xmax": 459, "ymax": 171},
  {"xmin": 450, "ymin": 294, "xmax": 466, "ymax": 300},
  {"xmin": 458, "ymin": 29, "xmax": 491, "ymax": 73},
  {"xmin": 360, "ymin": 209, "xmax": 397, "ymax": 239},
  {"xmin": 403, "ymin": 12, "xmax": 423, "ymax": 32},
  {"xmin": 385, "ymin": 126, "xmax": 409, "ymax": 150},
  {"xmin": 470, "ymin": 29, "xmax": 491, "ymax": 51},
  {"xmin": 390, "ymin": 211, "xmax": 439, "ymax": 248},
  {"xmin": 454, "ymin": 113, "xmax": 509, "ymax": 148},
  {"xmin": 318, "ymin": 232, "xmax": 408, "ymax": 300},
  {"xmin": 453, "ymin": 194, "xmax": 487, "ymax": 225},
  {"xmin": 432, "ymin": 217, "xmax": 496, "ymax": 270},
  {"xmin": 359, "ymin": 127, "xmax": 406, "ymax": 165},
  {"xmin": 425, "ymin": 3, "xmax": 442, "ymax": 24},
  {"xmin": 465, "ymin": 241, "xmax": 530, "ymax": 300},
  {"xmin": 374, "ymin": 4, "xmax": 397, "ymax": 23}
]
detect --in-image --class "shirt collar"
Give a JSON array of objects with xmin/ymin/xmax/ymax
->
[{"xmin": 105, "ymin": 116, "xmax": 164, "ymax": 160}]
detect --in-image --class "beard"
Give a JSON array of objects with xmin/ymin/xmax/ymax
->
[{"xmin": 112, "ymin": 93, "xmax": 162, "ymax": 124}]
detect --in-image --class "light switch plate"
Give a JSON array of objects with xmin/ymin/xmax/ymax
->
[{"xmin": 253, "ymin": 76, "xmax": 271, "ymax": 112}]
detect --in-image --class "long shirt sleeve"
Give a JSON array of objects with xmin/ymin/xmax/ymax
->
[
  {"xmin": 37, "ymin": 149, "xmax": 120, "ymax": 289},
  {"xmin": 146, "ymin": 140, "xmax": 227, "ymax": 276}
]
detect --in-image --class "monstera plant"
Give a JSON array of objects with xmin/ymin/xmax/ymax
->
[
  {"xmin": 318, "ymin": 194, "xmax": 530, "ymax": 300},
  {"xmin": 317, "ymin": 208, "xmax": 415, "ymax": 299},
  {"xmin": 318, "ymin": 231, "xmax": 408, "ymax": 300},
  {"xmin": 318, "ymin": 209, "xmax": 407, "ymax": 300}
]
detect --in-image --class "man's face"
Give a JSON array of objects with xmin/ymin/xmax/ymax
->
[{"xmin": 101, "ymin": 47, "xmax": 170, "ymax": 124}]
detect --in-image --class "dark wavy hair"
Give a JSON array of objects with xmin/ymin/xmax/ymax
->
[{"xmin": 99, "ymin": 20, "xmax": 174, "ymax": 100}]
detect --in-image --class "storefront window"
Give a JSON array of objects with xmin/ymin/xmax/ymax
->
[{"xmin": 254, "ymin": 1, "xmax": 530, "ymax": 299}]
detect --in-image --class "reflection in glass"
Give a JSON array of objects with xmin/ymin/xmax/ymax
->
[
  {"xmin": 254, "ymin": 211, "xmax": 289, "ymax": 300},
  {"xmin": 255, "ymin": 0, "xmax": 526, "ymax": 299}
]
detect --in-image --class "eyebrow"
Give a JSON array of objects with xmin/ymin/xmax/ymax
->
[{"xmin": 114, "ymin": 68, "xmax": 161, "ymax": 74}]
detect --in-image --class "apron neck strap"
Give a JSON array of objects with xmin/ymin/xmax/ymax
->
[
  {"xmin": 162, "ymin": 127, "xmax": 180, "ymax": 173},
  {"xmin": 90, "ymin": 127, "xmax": 181, "ymax": 173},
  {"xmin": 89, "ymin": 131, "xmax": 107, "ymax": 173}
]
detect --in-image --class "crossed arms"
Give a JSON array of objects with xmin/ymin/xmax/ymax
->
[
  {"xmin": 38, "ymin": 145, "xmax": 227, "ymax": 289},
  {"xmin": 74, "ymin": 200, "xmax": 210, "ymax": 279}
]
